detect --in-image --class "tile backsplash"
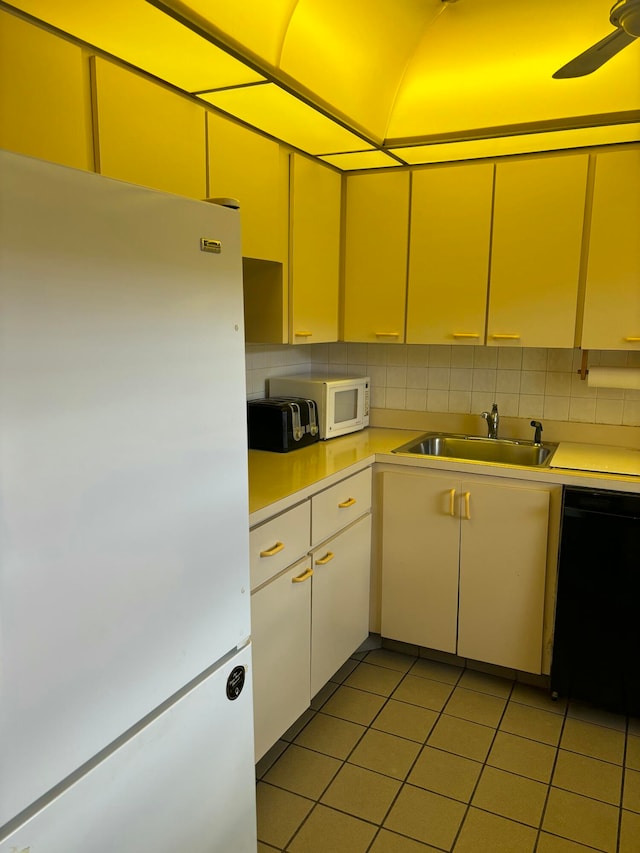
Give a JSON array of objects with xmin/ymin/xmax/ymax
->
[{"xmin": 246, "ymin": 343, "xmax": 640, "ymax": 427}]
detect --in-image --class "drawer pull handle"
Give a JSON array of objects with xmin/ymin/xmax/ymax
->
[
  {"xmin": 449, "ymin": 488, "xmax": 456, "ymax": 517},
  {"xmin": 295, "ymin": 330, "xmax": 313, "ymax": 337},
  {"xmin": 464, "ymin": 492, "xmax": 471, "ymax": 520},
  {"xmin": 452, "ymin": 332, "xmax": 479, "ymax": 339},
  {"xmin": 338, "ymin": 497, "xmax": 356, "ymax": 508},
  {"xmin": 375, "ymin": 331, "xmax": 400, "ymax": 337},
  {"xmin": 491, "ymin": 333, "xmax": 521, "ymax": 340},
  {"xmin": 292, "ymin": 568, "xmax": 313, "ymax": 583},
  {"xmin": 315, "ymin": 551, "xmax": 335, "ymax": 565},
  {"xmin": 260, "ymin": 541, "xmax": 284, "ymax": 558},
  {"xmin": 625, "ymin": 336, "xmax": 640, "ymax": 342}
]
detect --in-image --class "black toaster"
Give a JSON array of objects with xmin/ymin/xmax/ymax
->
[{"xmin": 247, "ymin": 397, "xmax": 320, "ymax": 452}]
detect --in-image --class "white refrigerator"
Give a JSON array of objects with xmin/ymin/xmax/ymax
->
[{"xmin": 0, "ymin": 150, "xmax": 257, "ymax": 851}]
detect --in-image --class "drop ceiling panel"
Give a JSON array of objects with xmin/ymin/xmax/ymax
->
[
  {"xmin": 198, "ymin": 84, "xmax": 375, "ymax": 155},
  {"xmin": 7, "ymin": 0, "xmax": 263, "ymax": 91},
  {"xmin": 391, "ymin": 124, "xmax": 640, "ymax": 165},
  {"xmin": 319, "ymin": 151, "xmax": 404, "ymax": 170}
]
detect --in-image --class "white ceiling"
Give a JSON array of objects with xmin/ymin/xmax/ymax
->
[{"xmin": 5, "ymin": 0, "xmax": 640, "ymax": 168}]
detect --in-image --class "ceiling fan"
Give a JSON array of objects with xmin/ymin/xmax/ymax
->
[{"xmin": 553, "ymin": 0, "xmax": 640, "ymax": 78}]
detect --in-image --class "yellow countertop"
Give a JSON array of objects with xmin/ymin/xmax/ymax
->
[
  {"xmin": 248, "ymin": 428, "xmax": 419, "ymax": 517},
  {"xmin": 248, "ymin": 427, "xmax": 640, "ymax": 526}
]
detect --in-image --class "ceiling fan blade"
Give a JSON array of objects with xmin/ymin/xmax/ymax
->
[{"xmin": 553, "ymin": 27, "xmax": 636, "ymax": 78}]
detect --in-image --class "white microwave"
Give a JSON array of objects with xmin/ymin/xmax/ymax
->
[{"xmin": 268, "ymin": 374, "xmax": 369, "ymax": 439}]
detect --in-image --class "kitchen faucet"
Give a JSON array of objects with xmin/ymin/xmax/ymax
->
[{"xmin": 481, "ymin": 403, "xmax": 499, "ymax": 439}]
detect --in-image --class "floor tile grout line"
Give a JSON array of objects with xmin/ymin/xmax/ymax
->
[
  {"xmin": 445, "ymin": 672, "xmax": 517, "ymax": 852},
  {"xmin": 616, "ymin": 719, "xmax": 632, "ymax": 853},
  {"xmin": 257, "ymin": 648, "xmax": 636, "ymax": 852},
  {"xmin": 533, "ymin": 702, "xmax": 572, "ymax": 853},
  {"xmin": 281, "ymin": 651, "xmax": 418, "ymax": 853},
  {"xmin": 360, "ymin": 648, "xmax": 453, "ymax": 853}
]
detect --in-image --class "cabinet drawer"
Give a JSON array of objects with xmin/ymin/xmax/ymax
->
[
  {"xmin": 250, "ymin": 501, "xmax": 310, "ymax": 590},
  {"xmin": 311, "ymin": 468, "xmax": 372, "ymax": 546}
]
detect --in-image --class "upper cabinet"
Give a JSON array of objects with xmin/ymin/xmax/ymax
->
[
  {"xmin": 207, "ymin": 114, "xmax": 289, "ymax": 344},
  {"xmin": 487, "ymin": 154, "xmax": 589, "ymax": 348},
  {"xmin": 407, "ymin": 162, "xmax": 494, "ymax": 345},
  {"xmin": 342, "ymin": 170, "xmax": 410, "ymax": 343},
  {"xmin": 92, "ymin": 57, "xmax": 207, "ymax": 199},
  {"xmin": 0, "ymin": 10, "xmax": 92, "ymax": 171},
  {"xmin": 289, "ymin": 154, "xmax": 341, "ymax": 344},
  {"xmin": 581, "ymin": 148, "xmax": 640, "ymax": 351},
  {"xmin": 207, "ymin": 114, "xmax": 288, "ymax": 264}
]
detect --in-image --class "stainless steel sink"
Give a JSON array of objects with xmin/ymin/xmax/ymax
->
[{"xmin": 392, "ymin": 432, "xmax": 557, "ymax": 467}]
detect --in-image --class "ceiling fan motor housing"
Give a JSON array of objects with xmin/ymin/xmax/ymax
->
[{"xmin": 611, "ymin": 0, "xmax": 640, "ymax": 36}]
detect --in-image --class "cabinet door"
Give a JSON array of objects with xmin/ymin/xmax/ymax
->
[
  {"xmin": 407, "ymin": 163, "xmax": 493, "ymax": 345},
  {"xmin": 92, "ymin": 57, "xmax": 207, "ymax": 198},
  {"xmin": 289, "ymin": 154, "xmax": 341, "ymax": 344},
  {"xmin": 581, "ymin": 148, "xmax": 640, "ymax": 350},
  {"xmin": 251, "ymin": 558, "xmax": 312, "ymax": 762},
  {"xmin": 457, "ymin": 480, "xmax": 549, "ymax": 673},
  {"xmin": 380, "ymin": 471, "xmax": 459, "ymax": 653},
  {"xmin": 208, "ymin": 114, "xmax": 288, "ymax": 264},
  {"xmin": 311, "ymin": 514, "xmax": 372, "ymax": 696},
  {"xmin": 343, "ymin": 170, "xmax": 410, "ymax": 342},
  {"xmin": 0, "ymin": 10, "xmax": 92, "ymax": 170},
  {"xmin": 487, "ymin": 154, "xmax": 588, "ymax": 348}
]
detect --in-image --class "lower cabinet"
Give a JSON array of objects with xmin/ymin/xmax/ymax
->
[
  {"xmin": 381, "ymin": 468, "xmax": 553, "ymax": 674},
  {"xmin": 250, "ymin": 468, "xmax": 373, "ymax": 761},
  {"xmin": 251, "ymin": 556, "xmax": 312, "ymax": 763},
  {"xmin": 310, "ymin": 514, "xmax": 372, "ymax": 696}
]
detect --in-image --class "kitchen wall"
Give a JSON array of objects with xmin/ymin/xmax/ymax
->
[{"xmin": 246, "ymin": 343, "xmax": 640, "ymax": 427}]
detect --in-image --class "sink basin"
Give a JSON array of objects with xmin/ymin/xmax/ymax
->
[{"xmin": 392, "ymin": 432, "xmax": 557, "ymax": 467}]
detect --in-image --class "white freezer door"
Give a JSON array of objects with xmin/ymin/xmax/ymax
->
[
  {"xmin": 0, "ymin": 150, "xmax": 251, "ymax": 823},
  {"xmin": 0, "ymin": 645, "xmax": 257, "ymax": 853}
]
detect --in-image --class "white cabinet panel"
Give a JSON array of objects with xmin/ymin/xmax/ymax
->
[
  {"xmin": 381, "ymin": 470, "xmax": 459, "ymax": 653},
  {"xmin": 311, "ymin": 514, "xmax": 372, "ymax": 696},
  {"xmin": 251, "ymin": 557, "xmax": 312, "ymax": 762},
  {"xmin": 380, "ymin": 468, "xmax": 552, "ymax": 674},
  {"xmin": 457, "ymin": 480, "xmax": 549, "ymax": 673}
]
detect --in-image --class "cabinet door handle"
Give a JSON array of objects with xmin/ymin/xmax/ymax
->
[
  {"xmin": 260, "ymin": 541, "xmax": 284, "ymax": 558},
  {"xmin": 491, "ymin": 334, "xmax": 521, "ymax": 340},
  {"xmin": 463, "ymin": 492, "xmax": 471, "ymax": 520},
  {"xmin": 625, "ymin": 336, "xmax": 640, "ymax": 342},
  {"xmin": 449, "ymin": 488, "xmax": 457, "ymax": 517},
  {"xmin": 315, "ymin": 551, "xmax": 335, "ymax": 565},
  {"xmin": 375, "ymin": 331, "xmax": 400, "ymax": 337},
  {"xmin": 452, "ymin": 332, "xmax": 479, "ymax": 339},
  {"xmin": 295, "ymin": 330, "xmax": 313, "ymax": 337},
  {"xmin": 292, "ymin": 567, "xmax": 313, "ymax": 583},
  {"xmin": 338, "ymin": 497, "xmax": 356, "ymax": 508}
]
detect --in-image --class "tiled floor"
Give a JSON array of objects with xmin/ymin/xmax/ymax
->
[{"xmin": 255, "ymin": 646, "xmax": 640, "ymax": 853}]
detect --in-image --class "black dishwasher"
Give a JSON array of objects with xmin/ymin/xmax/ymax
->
[{"xmin": 551, "ymin": 486, "xmax": 640, "ymax": 715}]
